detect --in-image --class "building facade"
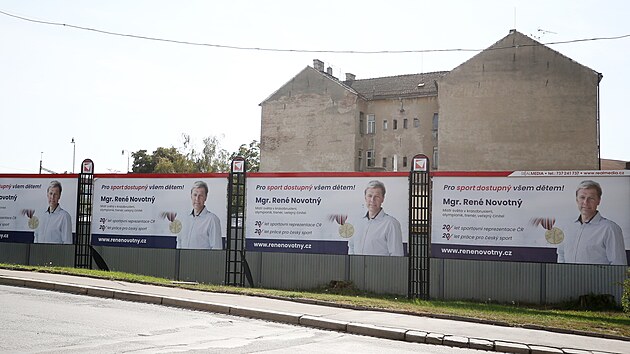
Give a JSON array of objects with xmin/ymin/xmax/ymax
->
[{"xmin": 260, "ymin": 30, "xmax": 602, "ymax": 172}]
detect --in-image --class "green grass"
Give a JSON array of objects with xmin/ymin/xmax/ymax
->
[{"xmin": 2, "ymin": 263, "xmax": 629, "ymax": 338}]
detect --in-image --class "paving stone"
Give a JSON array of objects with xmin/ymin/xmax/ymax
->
[
  {"xmin": 530, "ymin": 345, "xmax": 564, "ymax": 354},
  {"xmin": 405, "ymin": 330, "xmax": 427, "ymax": 343},
  {"xmin": 562, "ymin": 349, "xmax": 591, "ymax": 354},
  {"xmin": 469, "ymin": 338, "xmax": 494, "ymax": 351},
  {"xmin": 161, "ymin": 297, "xmax": 230, "ymax": 314},
  {"xmin": 346, "ymin": 323, "xmax": 406, "ymax": 341},
  {"xmin": 299, "ymin": 315, "xmax": 348, "ymax": 331},
  {"xmin": 230, "ymin": 306, "xmax": 301, "ymax": 324},
  {"xmin": 54, "ymin": 283, "xmax": 88, "ymax": 294},
  {"xmin": 114, "ymin": 290, "xmax": 162, "ymax": 304},
  {"xmin": 495, "ymin": 341, "xmax": 530, "ymax": 354},
  {"xmin": 425, "ymin": 332, "xmax": 444, "ymax": 345},
  {"xmin": 443, "ymin": 335, "xmax": 469, "ymax": 348}
]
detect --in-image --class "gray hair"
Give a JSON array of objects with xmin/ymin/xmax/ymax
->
[
  {"xmin": 191, "ymin": 180, "xmax": 208, "ymax": 196},
  {"xmin": 364, "ymin": 180, "xmax": 386, "ymax": 196},
  {"xmin": 576, "ymin": 180, "xmax": 602, "ymax": 198},
  {"xmin": 47, "ymin": 180, "xmax": 62, "ymax": 194}
]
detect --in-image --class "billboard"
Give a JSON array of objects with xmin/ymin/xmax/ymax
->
[
  {"xmin": 431, "ymin": 171, "xmax": 630, "ymax": 265},
  {"xmin": 246, "ymin": 172, "xmax": 409, "ymax": 256},
  {"xmin": 0, "ymin": 175, "xmax": 78, "ymax": 244},
  {"xmin": 91, "ymin": 174, "xmax": 228, "ymax": 249}
]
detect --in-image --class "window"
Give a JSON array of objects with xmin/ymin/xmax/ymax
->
[
  {"xmin": 359, "ymin": 112, "xmax": 365, "ymax": 135},
  {"xmin": 403, "ymin": 118, "xmax": 408, "ymax": 129},
  {"xmin": 403, "ymin": 156, "xmax": 408, "ymax": 167},
  {"xmin": 382, "ymin": 157, "xmax": 387, "ymax": 168},
  {"xmin": 393, "ymin": 119, "xmax": 398, "ymax": 130},
  {"xmin": 413, "ymin": 118, "xmax": 419, "ymax": 128},
  {"xmin": 367, "ymin": 114, "xmax": 375, "ymax": 134},
  {"xmin": 358, "ymin": 149, "xmax": 363, "ymax": 170},
  {"xmin": 383, "ymin": 120, "xmax": 388, "ymax": 130},
  {"xmin": 432, "ymin": 113, "xmax": 439, "ymax": 140},
  {"xmin": 433, "ymin": 147, "xmax": 439, "ymax": 169},
  {"xmin": 366, "ymin": 150, "xmax": 375, "ymax": 167}
]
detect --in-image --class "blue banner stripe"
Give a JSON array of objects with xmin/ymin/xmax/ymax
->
[
  {"xmin": 91, "ymin": 233, "xmax": 176, "ymax": 248},
  {"xmin": 0, "ymin": 231, "xmax": 34, "ymax": 243}
]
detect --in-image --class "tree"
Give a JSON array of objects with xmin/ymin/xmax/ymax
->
[
  {"xmin": 190, "ymin": 135, "xmax": 230, "ymax": 173},
  {"xmin": 230, "ymin": 140, "xmax": 260, "ymax": 172},
  {"xmin": 132, "ymin": 147, "xmax": 195, "ymax": 173},
  {"xmin": 131, "ymin": 150, "xmax": 154, "ymax": 173},
  {"xmin": 130, "ymin": 135, "xmax": 259, "ymax": 174}
]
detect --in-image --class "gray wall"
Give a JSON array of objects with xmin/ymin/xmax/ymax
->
[
  {"xmin": 431, "ymin": 259, "xmax": 625, "ymax": 305},
  {"xmin": 438, "ymin": 30, "xmax": 600, "ymax": 171},
  {"xmin": 0, "ymin": 243, "xmax": 625, "ymax": 305}
]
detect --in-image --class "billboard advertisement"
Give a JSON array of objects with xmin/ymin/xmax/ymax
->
[
  {"xmin": 246, "ymin": 172, "xmax": 409, "ymax": 256},
  {"xmin": 0, "ymin": 175, "xmax": 78, "ymax": 244},
  {"xmin": 91, "ymin": 174, "xmax": 228, "ymax": 249},
  {"xmin": 431, "ymin": 171, "xmax": 630, "ymax": 265}
]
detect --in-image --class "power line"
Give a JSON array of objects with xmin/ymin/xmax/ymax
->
[{"xmin": 1, "ymin": 9, "xmax": 629, "ymax": 54}]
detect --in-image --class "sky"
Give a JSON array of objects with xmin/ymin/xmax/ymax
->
[{"xmin": 0, "ymin": 0, "xmax": 628, "ymax": 174}]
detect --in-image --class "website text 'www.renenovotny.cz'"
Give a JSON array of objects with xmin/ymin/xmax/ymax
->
[
  {"xmin": 97, "ymin": 237, "xmax": 147, "ymax": 245},
  {"xmin": 440, "ymin": 248, "xmax": 513, "ymax": 258},
  {"xmin": 252, "ymin": 242, "xmax": 312, "ymax": 250}
]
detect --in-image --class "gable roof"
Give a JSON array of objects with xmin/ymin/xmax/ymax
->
[
  {"xmin": 445, "ymin": 29, "xmax": 601, "ymax": 80},
  {"xmin": 344, "ymin": 71, "xmax": 448, "ymax": 100},
  {"xmin": 262, "ymin": 30, "xmax": 603, "ymax": 105},
  {"xmin": 600, "ymin": 159, "xmax": 629, "ymax": 170},
  {"xmin": 260, "ymin": 66, "xmax": 360, "ymax": 105}
]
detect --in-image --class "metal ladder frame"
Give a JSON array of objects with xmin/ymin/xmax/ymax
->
[{"xmin": 408, "ymin": 154, "xmax": 431, "ymax": 299}]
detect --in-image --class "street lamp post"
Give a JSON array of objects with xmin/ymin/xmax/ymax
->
[
  {"xmin": 71, "ymin": 138, "xmax": 76, "ymax": 173},
  {"xmin": 122, "ymin": 149, "xmax": 130, "ymax": 173}
]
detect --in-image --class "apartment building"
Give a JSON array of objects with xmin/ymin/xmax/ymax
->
[{"xmin": 259, "ymin": 30, "xmax": 601, "ymax": 172}]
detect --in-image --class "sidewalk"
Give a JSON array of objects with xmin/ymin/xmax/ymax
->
[{"xmin": 0, "ymin": 268, "xmax": 627, "ymax": 354}]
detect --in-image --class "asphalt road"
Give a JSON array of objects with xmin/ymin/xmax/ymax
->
[{"xmin": 0, "ymin": 285, "xmax": 488, "ymax": 353}]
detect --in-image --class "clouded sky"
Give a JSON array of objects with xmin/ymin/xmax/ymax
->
[{"xmin": 1, "ymin": 0, "xmax": 628, "ymax": 173}]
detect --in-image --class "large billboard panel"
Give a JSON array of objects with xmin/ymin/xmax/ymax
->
[
  {"xmin": 91, "ymin": 174, "xmax": 228, "ymax": 249},
  {"xmin": 431, "ymin": 171, "xmax": 630, "ymax": 265},
  {"xmin": 246, "ymin": 173, "xmax": 409, "ymax": 256},
  {"xmin": 0, "ymin": 175, "xmax": 78, "ymax": 244}
]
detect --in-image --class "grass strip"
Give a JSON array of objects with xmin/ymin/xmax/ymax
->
[{"xmin": 1, "ymin": 263, "xmax": 628, "ymax": 338}]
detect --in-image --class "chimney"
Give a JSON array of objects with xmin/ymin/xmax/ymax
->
[
  {"xmin": 313, "ymin": 59, "xmax": 324, "ymax": 72},
  {"xmin": 326, "ymin": 66, "xmax": 333, "ymax": 76},
  {"xmin": 345, "ymin": 73, "xmax": 355, "ymax": 84}
]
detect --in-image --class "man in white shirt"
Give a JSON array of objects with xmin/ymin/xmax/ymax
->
[
  {"xmin": 177, "ymin": 181, "xmax": 222, "ymax": 249},
  {"xmin": 557, "ymin": 180, "xmax": 626, "ymax": 265},
  {"xmin": 34, "ymin": 180, "xmax": 72, "ymax": 244},
  {"xmin": 348, "ymin": 180, "xmax": 403, "ymax": 256}
]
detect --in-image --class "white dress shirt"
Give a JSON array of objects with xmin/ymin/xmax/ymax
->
[
  {"xmin": 348, "ymin": 208, "xmax": 403, "ymax": 256},
  {"xmin": 177, "ymin": 207, "xmax": 222, "ymax": 249},
  {"xmin": 557, "ymin": 212, "xmax": 626, "ymax": 265},
  {"xmin": 34, "ymin": 206, "xmax": 72, "ymax": 244}
]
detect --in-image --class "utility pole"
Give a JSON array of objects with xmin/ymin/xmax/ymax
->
[{"xmin": 71, "ymin": 138, "xmax": 76, "ymax": 173}]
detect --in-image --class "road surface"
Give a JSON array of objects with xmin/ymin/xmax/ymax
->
[{"xmin": 0, "ymin": 285, "xmax": 487, "ymax": 353}]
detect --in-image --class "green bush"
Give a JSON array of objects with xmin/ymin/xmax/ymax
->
[
  {"xmin": 622, "ymin": 269, "xmax": 630, "ymax": 313},
  {"xmin": 578, "ymin": 293, "xmax": 618, "ymax": 311}
]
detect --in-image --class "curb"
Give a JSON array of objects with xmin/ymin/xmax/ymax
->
[
  {"xmin": 0, "ymin": 275, "xmax": 620, "ymax": 354},
  {"xmin": 282, "ymin": 295, "xmax": 630, "ymax": 343}
]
